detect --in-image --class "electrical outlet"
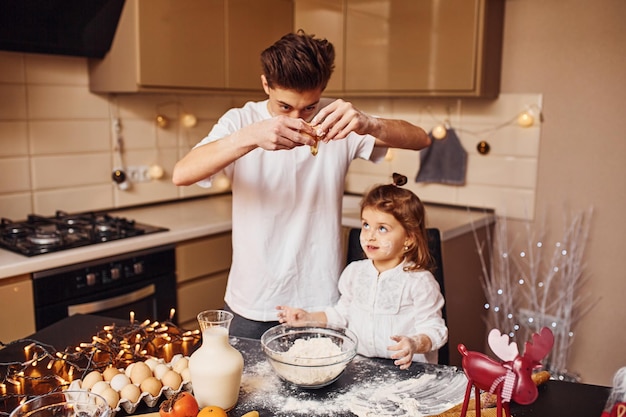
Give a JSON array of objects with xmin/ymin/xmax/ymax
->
[{"xmin": 126, "ymin": 165, "xmax": 151, "ymax": 183}]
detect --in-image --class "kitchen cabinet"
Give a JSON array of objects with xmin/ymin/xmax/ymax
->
[
  {"xmin": 175, "ymin": 233, "xmax": 232, "ymax": 330},
  {"xmin": 294, "ymin": 0, "xmax": 504, "ymax": 98},
  {"xmin": 0, "ymin": 274, "xmax": 36, "ymax": 342},
  {"xmin": 89, "ymin": 0, "xmax": 293, "ymax": 93}
]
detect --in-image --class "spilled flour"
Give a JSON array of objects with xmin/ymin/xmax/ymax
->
[{"xmin": 237, "ymin": 355, "xmax": 468, "ymax": 417}]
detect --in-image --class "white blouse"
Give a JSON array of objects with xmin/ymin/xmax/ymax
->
[{"xmin": 325, "ymin": 259, "xmax": 448, "ymax": 364}]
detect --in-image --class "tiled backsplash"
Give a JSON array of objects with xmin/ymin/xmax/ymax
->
[{"xmin": 0, "ymin": 51, "xmax": 541, "ymax": 220}]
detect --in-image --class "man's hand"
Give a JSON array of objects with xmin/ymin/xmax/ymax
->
[
  {"xmin": 311, "ymin": 99, "xmax": 376, "ymax": 141},
  {"xmin": 248, "ymin": 115, "xmax": 319, "ymax": 151}
]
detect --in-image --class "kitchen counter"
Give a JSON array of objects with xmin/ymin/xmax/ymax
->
[
  {"xmin": 0, "ymin": 194, "xmax": 494, "ymax": 279},
  {"xmin": 0, "ymin": 315, "xmax": 611, "ymax": 417}
]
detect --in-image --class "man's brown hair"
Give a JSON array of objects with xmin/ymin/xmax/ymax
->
[{"xmin": 261, "ymin": 30, "xmax": 335, "ymax": 92}]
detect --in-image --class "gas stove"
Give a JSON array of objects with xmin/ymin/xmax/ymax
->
[{"xmin": 0, "ymin": 210, "xmax": 168, "ymax": 257}]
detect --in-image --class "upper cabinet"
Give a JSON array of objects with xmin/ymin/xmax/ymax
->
[
  {"xmin": 89, "ymin": 0, "xmax": 294, "ymax": 93},
  {"xmin": 294, "ymin": 0, "xmax": 504, "ymax": 98}
]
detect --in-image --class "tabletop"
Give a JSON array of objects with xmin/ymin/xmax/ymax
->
[{"xmin": 0, "ymin": 315, "xmax": 611, "ymax": 417}]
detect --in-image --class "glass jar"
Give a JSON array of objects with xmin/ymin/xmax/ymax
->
[{"xmin": 188, "ymin": 310, "xmax": 244, "ymax": 411}]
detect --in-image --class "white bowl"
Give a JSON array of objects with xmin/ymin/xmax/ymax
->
[{"xmin": 260, "ymin": 323, "xmax": 358, "ymax": 389}]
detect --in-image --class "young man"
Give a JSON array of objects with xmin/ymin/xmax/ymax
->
[{"xmin": 172, "ymin": 31, "xmax": 431, "ymax": 338}]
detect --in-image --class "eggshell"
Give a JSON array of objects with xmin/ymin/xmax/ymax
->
[
  {"xmin": 110, "ymin": 373, "xmax": 131, "ymax": 392},
  {"xmin": 172, "ymin": 357, "xmax": 189, "ymax": 373},
  {"xmin": 102, "ymin": 366, "xmax": 121, "ymax": 382},
  {"xmin": 100, "ymin": 387, "xmax": 120, "ymax": 408},
  {"xmin": 160, "ymin": 369, "xmax": 182, "ymax": 390},
  {"xmin": 140, "ymin": 376, "xmax": 162, "ymax": 397},
  {"xmin": 120, "ymin": 383, "xmax": 141, "ymax": 403},
  {"xmin": 153, "ymin": 363, "xmax": 170, "ymax": 380},
  {"xmin": 91, "ymin": 380, "xmax": 110, "ymax": 395},
  {"xmin": 81, "ymin": 370, "xmax": 103, "ymax": 390},
  {"xmin": 130, "ymin": 361, "xmax": 152, "ymax": 384}
]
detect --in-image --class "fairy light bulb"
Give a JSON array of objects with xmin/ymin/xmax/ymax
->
[
  {"xmin": 156, "ymin": 115, "xmax": 169, "ymax": 129},
  {"xmin": 432, "ymin": 124, "xmax": 447, "ymax": 140},
  {"xmin": 517, "ymin": 111, "xmax": 534, "ymax": 127},
  {"xmin": 181, "ymin": 113, "xmax": 197, "ymax": 128}
]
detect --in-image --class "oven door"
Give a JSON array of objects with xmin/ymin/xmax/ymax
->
[{"xmin": 33, "ymin": 245, "xmax": 177, "ymax": 330}]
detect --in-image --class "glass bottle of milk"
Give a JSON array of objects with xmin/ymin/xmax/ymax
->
[{"xmin": 188, "ymin": 310, "xmax": 244, "ymax": 411}]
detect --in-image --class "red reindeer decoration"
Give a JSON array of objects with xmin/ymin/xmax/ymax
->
[{"xmin": 458, "ymin": 327, "xmax": 554, "ymax": 417}]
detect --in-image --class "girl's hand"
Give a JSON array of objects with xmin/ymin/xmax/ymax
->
[
  {"xmin": 276, "ymin": 305, "xmax": 310, "ymax": 325},
  {"xmin": 388, "ymin": 334, "xmax": 432, "ymax": 370}
]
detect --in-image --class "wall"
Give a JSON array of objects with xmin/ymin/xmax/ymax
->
[
  {"xmin": 496, "ymin": 0, "xmax": 626, "ymax": 386},
  {"xmin": 0, "ymin": 0, "xmax": 624, "ymax": 386}
]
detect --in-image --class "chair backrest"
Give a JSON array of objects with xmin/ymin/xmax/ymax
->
[{"xmin": 345, "ymin": 227, "xmax": 449, "ymax": 365}]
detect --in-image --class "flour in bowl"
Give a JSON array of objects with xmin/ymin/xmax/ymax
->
[
  {"xmin": 286, "ymin": 337, "xmax": 342, "ymax": 360},
  {"xmin": 272, "ymin": 337, "xmax": 346, "ymax": 386}
]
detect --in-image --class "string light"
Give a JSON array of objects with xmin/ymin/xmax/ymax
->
[{"xmin": 0, "ymin": 310, "xmax": 200, "ymax": 413}]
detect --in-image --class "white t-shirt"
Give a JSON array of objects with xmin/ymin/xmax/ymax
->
[
  {"xmin": 325, "ymin": 259, "xmax": 448, "ymax": 364},
  {"xmin": 194, "ymin": 99, "xmax": 386, "ymax": 321}
]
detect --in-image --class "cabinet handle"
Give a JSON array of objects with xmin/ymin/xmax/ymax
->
[{"xmin": 67, "ymin": 284, "xmax": 155, "ymax": 316}]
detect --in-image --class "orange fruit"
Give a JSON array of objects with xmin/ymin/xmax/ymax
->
[{"xmin": 197, "ymin": 406, "xmax": 227, "ymax": 417}]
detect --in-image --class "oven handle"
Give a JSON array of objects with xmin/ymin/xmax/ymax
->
[{"xmin": 67, "ymin": 284, "xmax": 155, "ymax": 316}]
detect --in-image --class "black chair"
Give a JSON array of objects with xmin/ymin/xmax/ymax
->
[{"xmin": 345, "ymin": 227, "xmax": 449, "ymax": 365}]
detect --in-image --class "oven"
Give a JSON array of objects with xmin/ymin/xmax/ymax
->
[
  {"xmin": 0, "ymin": 209, "xmax": 176, "ymax": 330},
  {"xmin": 32, "ymin": 245, "xmax": 177, "ymax": 330}
]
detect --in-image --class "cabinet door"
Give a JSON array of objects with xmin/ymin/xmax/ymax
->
[
  {"xmin": 345, "ymin": 0, "xmax": 479, "ymax": 94},
  {"xmin": 228, "ymin": 0, "xmax": 295, "ymax": 90},
  {"xmin": 137, "ymin": 0, "xmax": 226, "ymax": 89},
  {"xmin": 0, "ymin": 275, "xmax": 36, "ymax": 341},
  {"xmin": 294, "ymin": 0, "xmax": 345, "ymax": 93}
]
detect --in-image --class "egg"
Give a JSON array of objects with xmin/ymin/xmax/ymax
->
[
  {"xmin": 100, "ymin": 386, "xmax": 120, "ymax": 408},
  {"xmin": 140, "ymin": 376, "xmax": 162, "ymax": 397},
  {"xmin": 125, "ymin": 363, "xmax": 135, "ymax": 377},
  {"xmin": 180, "ymin": 367, "xmax": 191, "ymax": 383},
  {"xmin": 172, "ymin": 357, "xmax": 189, "ymax": 373},
  {"xmin": 91, "ymin": 380, "xmax": 110, "ymax": 395},
  {"xmin": 153, "ymin": 363, "xmax": 170, "ymax": 380},
  {"xmin": 110, "ymin": 373, "xmax": 131, "ymax": 392},
  {"xmin": 144, "ymin": 357, "xmax": 161, "ymax": 371},
  {"xmin": 120, "ymin": 383, "xmax": 141, "ymax": 403},
  {"xmin": 130, "ymin": 361, "xmax": 152, "ymax": 384},
  {"xmin": 81, "ymin": 370, "xmax": 103, "ymax": 390},
  {"xmin": 160, "ymin": 369, "xmax": 182, "ymax": 390},
  {"xmin": 102, "ymin": 366, "xmax": 121, "ymax": 382}
]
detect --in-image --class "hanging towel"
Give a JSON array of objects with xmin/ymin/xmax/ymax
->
[{"xmin": 415, "ymin": 128, "xmax": 467, "ymax": 185}]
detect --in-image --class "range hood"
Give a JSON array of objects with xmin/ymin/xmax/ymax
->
[{"xmin": 0, "ymin": 0, "xmax": 125, "ymax": 58}]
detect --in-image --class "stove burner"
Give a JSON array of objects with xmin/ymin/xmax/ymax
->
[{"xmin": 0, "ymin": 211, "xmax": 167, "ymax": 257}]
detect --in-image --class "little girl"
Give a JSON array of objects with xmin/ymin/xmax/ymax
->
[{"xmin": 277, "ymin": 173, "xmax": 448, "ymax": 369}]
